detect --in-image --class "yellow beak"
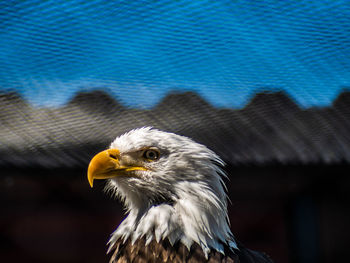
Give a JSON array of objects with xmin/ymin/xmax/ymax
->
[{"xmin": 87, "ymin": 149, "xmax": 147, "ymax": 188}]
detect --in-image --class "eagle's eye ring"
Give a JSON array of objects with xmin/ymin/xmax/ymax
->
[{"xmin": 143, "ymin": 149, "xmax": 160, "ymax": 161}]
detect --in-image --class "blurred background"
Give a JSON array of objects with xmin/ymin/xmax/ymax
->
[{"xmin": 1, "ymin": 1, "xmax": 350, "ymax": 262}]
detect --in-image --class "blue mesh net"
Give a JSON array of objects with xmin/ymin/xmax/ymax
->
[
  {"xmin": 1, "ymin": 3, "xmax": 349, "ymax": 262},
  {"xmin": 0, "ymin": 0, "xmax": 349, "ymax": 108}
]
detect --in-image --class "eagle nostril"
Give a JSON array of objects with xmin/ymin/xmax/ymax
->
[{"xmin": 109, "ymin": 153, "xmax": 118, "ymax": 160}]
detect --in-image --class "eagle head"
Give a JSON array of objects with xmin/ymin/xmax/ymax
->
[{"xmin": 87, "ymin": 127, "xmax": 237, "ymax": 256}]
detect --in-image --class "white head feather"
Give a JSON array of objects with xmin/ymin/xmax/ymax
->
[{"xmin": 104, "ymin": 127, "xmax": 237, "ymax": 257}]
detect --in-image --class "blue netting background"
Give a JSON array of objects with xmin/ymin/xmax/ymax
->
[
  {"xmin": 1, "ymin": 0, "xmax": 350, "ymax": 167},
  {"xmin": 1, "ymin": 2, "xmax": 350, "ymax": 263},
  {"xmin": 1, "ymin": 0, "xmax": 349, "ymax": 108}
]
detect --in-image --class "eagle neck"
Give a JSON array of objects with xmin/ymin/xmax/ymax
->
[{"xmin": 108, "ymin": 183, "xmax": 237, "ymax": 258}]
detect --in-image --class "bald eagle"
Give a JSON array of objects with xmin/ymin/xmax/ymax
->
[{"xmin": 88, "ymin": 127, "xmax": 272, "ymax": 263}]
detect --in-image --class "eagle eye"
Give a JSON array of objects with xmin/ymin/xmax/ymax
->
[{"xmin": 143, "ymin": 149, "xmax": 160, "ymax": 161}]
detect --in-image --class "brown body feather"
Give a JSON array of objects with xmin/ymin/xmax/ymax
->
[{"xmin": 109, "ymin": 238, "xmax": 273, "ymax": 263}]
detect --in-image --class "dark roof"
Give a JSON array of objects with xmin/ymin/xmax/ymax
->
[{"xmin": 1, "ymin": 90, "xmax": 350, "ymax": 168}]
